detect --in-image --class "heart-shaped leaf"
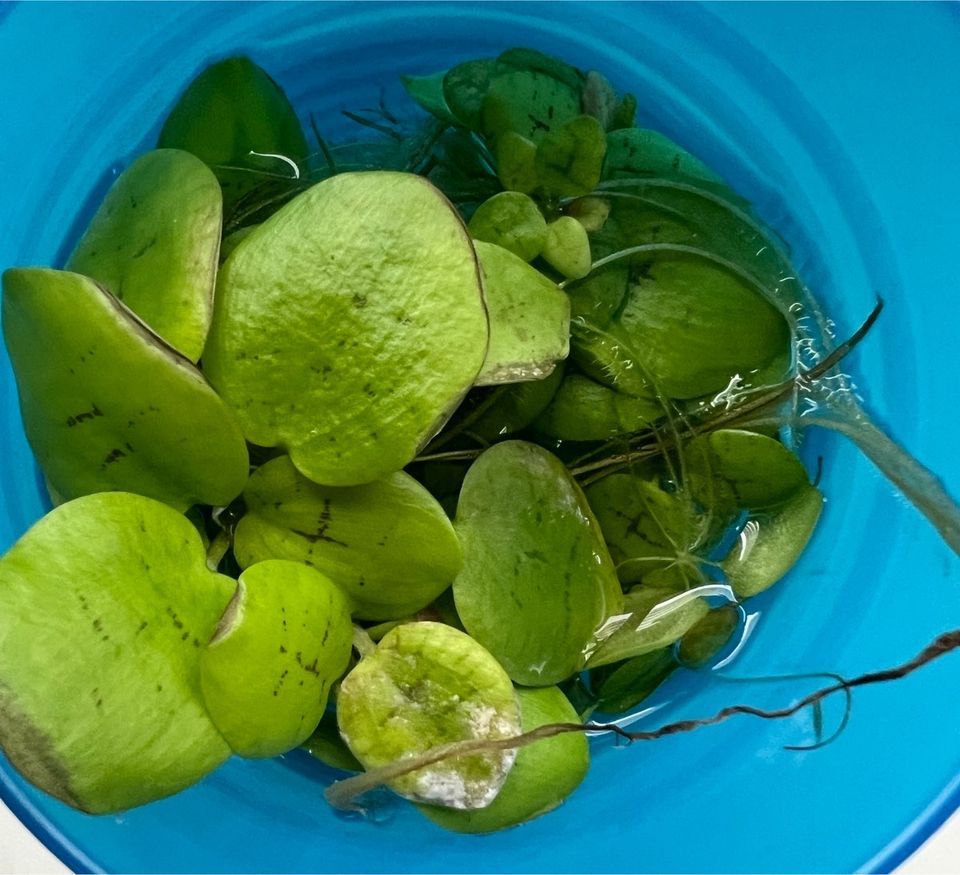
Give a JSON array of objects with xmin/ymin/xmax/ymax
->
[
  {"xmin": 203, "ymin": 171, "xmax": 488, "ymax": 486},
  {"xmin": 418, "ymin": 685, "xmax": 588, "ymax": 832},
  {"xmin": 481, "ymin": 71, "xmax": 581, "ymax": 145},
  {"xmin": 1, "ymin": 268, "xmax": 249, "ymax": 511},
  {"xmin": 337, "ymin": 621, "xmax": 521, "ymax": 808},
  {"xmin": 66, "ymin": 149, "xmax": 222, "ymax": 362},
  {"xmin": 158, "ymin": 57, "xmax": 309, "ymax": 218},
  {"xmin": 453, "ymin": 441, "xmax": 622, "ymax": 686},
  {"xmin": 474, "ymin": 241, "xmax": 570, "ymax": 385},
  {"xmin": 200, "ymin": 559, "xmax": 353, "ymax": 758},
  {"xmin": 233, "ymin": 456, "xmax": 462, "ymax": 621},
  {"xmin": 0, "ymin": 492, "xmax": 235, "ymax": 813},
  {"xmin": 534, "ymin": 116, "xmax": 607, "ymax": 198}
]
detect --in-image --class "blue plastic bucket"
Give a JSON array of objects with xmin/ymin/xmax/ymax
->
[{"xmin": 2, "ymin": 3, "xmax": 959, "ymax": 871}]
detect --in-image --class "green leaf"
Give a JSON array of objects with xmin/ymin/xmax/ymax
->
[
  {"xmin": 541, "ymin": 215, "xmax": 593, "ymax": 280},
  {"xmin": 418, "ymin": 685, "xmax": 588, "ymax": 832},
  {"xmin": 200, "ymin": 560, "xmax": 352, "ymax": 759},
  {"xmin": 497, "ymin": 48, "xmax": 583, "ymax": 91},
  {"xmin": 602, "ymin": 128, "xmax": 725, "ymax": 189},
  {"xmin": 337, "ymin": 621, "xmax": 521, "ymax": 808},
  {"xmin": 203, "ymin": 171, "xmax": 488, "ymax": 486},
  {"xmin": 584, "ymin": 473, "xmax": 705, "ymax": 585},
  {"xmin": 1, "ymin": 268, "xmax": 249, "ymax": 511},
  {"xmin": 585, "ymin": 585, "xmax": 715, "ymax": 669},
  {"xmin": 401, "ymin": 70, "xmax": 458, "ymax": 124},
  {"xmin": 608, "ymin": 93, "xmax": 638, "ymax": 131},
  {"xmin": 66, "ymin": 150, "xmax": 222, "ymax": 362},
  {"xmin": 592, "ymin": 647, "xmax": 676, "ymax": 714},
  {"xmin": 496, "ymin": 132, "xmax": 539, "ymax": 194},
  {"xmin": 678, "ymin": 604, "xmax": 740, "ymax": 667},
  {"xmin": 721, "ymin": 484, "xmax": 824, "ymax": 597},
  {"xmin": 469, "ymin": 364, "xmax": 566, "ymax": 442},
  {"xmin": 234, "ymin": 456, "xmax": 463, "ymax": 621},
  {"xmin": 220, "ymin": 224, "xmax": 259, "ymax": 263},
  {"xmin": 481, "ymin": 71, "xmax": 581, "ymax": 145},
  {"xmin": 0, "ymin": 493, "xmax": 235, "ymax": 813},
  {"xmin": 685, "ymin": 429, "xmax": 814, "ymax": 514},
  {"xmin": 533, "ymin": 374, "xmax": 661, "ymax": 442},
  {"xmin": 534, "ymin": 116, "xmax": 607, "ymax": 198},
  {"xmin": 453, "ymin": 441, "xmax": 622, "ymax": 686},
  {"xmin": 158, "ymin": 57, "xmax": 309, "ymax": 218},
  {"xmin": 302, "ymin": 711, "xmax": 363, "ymax": 772},
  {"xmin": 564, "ymin": 196, "xmax": 611, "ymax": 233},
  {"xmin": 443, "ymin": 58, "xmax": 501, "ymax": 129},
  {"xmin": 468, "ymin": 192, "xmax": 547, "ymax": 262},
  {"xmin": 568, "ymin": 246, "xmax": 793, "ymax": 399},
  {"xmin": 474, "ymin": 241, "xmax": 570, "ymax": 385}
]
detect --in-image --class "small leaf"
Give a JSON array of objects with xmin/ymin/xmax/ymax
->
[
  {"xmin": 608, "ymin": 93, "xmax": 638, "ymax": 131},
  {"xmin": 401, "ymin": 70, "xmax": 458, "ymax": 124},
  {"xmin": 592, "ymin": 647, "xmax": 676, "ymax": 714},
  {"xmin": 0, "ymin": 493, "xmax": 235, "ymax": 813},
  {"xmin": 722, "ymin": 484, "xmax": 824, "ymax": 597},
  {"xmin": 234, "ymin": 456, "xmax": 463, "ymax": 621},
  {"xmin": 496, "ymin": 132, "xmax": 539, "ymax": 194},
  {"xmin": 585, "ymin": 586, "xmax": 716, "ymax": 668},
  {"xmin": 158, "ymin": 57, "xmax": 309, "ymax": 218},
  {"xmin": 1, "ymin": 268, "xmax": 249, "ymax": 511},
  {"xmin": 678, "ymin": 604, "xmax": 740, "ymax": 667},
  {"xmin": 534, "ymin": 116, "xmax": 607, "ymax": 198},
  {"xmin": 203, "ymin": 171, "xmax": 488, "ymax": 486},
  {"xmin": 418, "ymin": 686, "xmax": 588, "ymax": 832},
  {"xmin": 302, "ymin": 711, "xmax": 363, "ymax": 772},
  {"xmin": 564, "ymin": 196, "xmax": 611, "ymax": 233},
  {"xmin": 468, "ymin": 192, "xmax": 547, "ymax": 262},
  {"xmin": 541, "ymin": 215, "xmax": 593, "ymax": 280},
  {"xmin": 581, "ymin": 71, "xmax": 618, "ymax": 130},
  {"xmin": 337, "ymin": 622, "xmax": 521, "ymax": 809},
  {"xmin": 534, "ymin": 374, "xmax": 661, "ymax": 442},
  {"xmin": 453, "ymin": 441, "xmax": 622, "ymax": 686},
  {"xmin": 200, "ymin": 560, "xmax": 353, "ymax": 758},
  {"xmin": 474, "ymin": 241, "xmax": 570, "ymax": 386},
  {"xmin": 66, "ymin": 150, "xmax": 222, "ymax": 362},
  {"xmin": 469, "ymin": 364, "xmax": 566, "ymax": 442}
]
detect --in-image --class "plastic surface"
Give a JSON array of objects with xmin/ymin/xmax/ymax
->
[{"xmin": 1, "ymin": 2, "xmax": 959, "ymax": 872}]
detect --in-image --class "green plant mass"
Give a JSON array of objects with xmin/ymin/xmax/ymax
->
[{"xmin": 1, "ymin": 46, "xmax": 958, "ymax": 835}]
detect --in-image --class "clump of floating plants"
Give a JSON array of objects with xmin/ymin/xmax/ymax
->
[{"xmin": 1, "ymin": 48, "xmax": 958, "ymax": 830}]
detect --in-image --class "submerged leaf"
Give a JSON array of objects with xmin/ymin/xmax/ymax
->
[
  {"xmin": 534, "ymin": 115, "xmax": 607, "ymax": 198},
  {"xmin": 418, "ymin": 685, "xmax": 588, "ymax": 832},
  {"xmin": 234, "ymin": 456, "xmax": 462, "ymax": 621},
  {"xmin": 1, "ymin": 268, "xmax": 249, "ymax": 511},
  {"xmin": 453, "ymin": 441, "xmax": 622, "ymax": 686},
  {"xmin": 203, "ymin": 171, "xmax": 488, "ymax": 486},
  {"xmin": 592, "ymin": 647, "xmax": 676, "ymax": 714},
  {"xmin": 722, "ymin": 485, "xmax": 824, "ymax": 597},
  {"xmin": 602, "ymin": 128, "xmax": 725, "ymax": 190},
  {"xmin": 302, "ymin": 711, "xmax": 363, "ymax": 772},
  {"xmin": 678, "ymin": 604, "xmax": 741, "ymax": 667},
  {"xmin": 0, "ymin": 493, "xmax": 235, "ymax": 813},
  {"xmin": 469, "ymin": 364, "xmax": 566, "ymax": 442},
  {"xmin": 474, "ymin": 241, "xmax": 570, "ymax": 385},
  {"xmin": 337, "ymin": 622, "xmax": 521, "ymax": 808},
  {"xmin": 67, "ymin": 149, "xmax": 222, "ymax": 362},
  {"xmin": 401, "ymin": 70, "xmax": 458, "ymax": 124},
  {"xmin": 534, "ymin": 374, "xmax": 661, "ymax": 442},
  {"xmin": 443, "ymin": 58, "xmax": 501, "ymax": 130},
  {"xmin": 158, "ymin": 57, "xmax": 308, "ymax": 218}
]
